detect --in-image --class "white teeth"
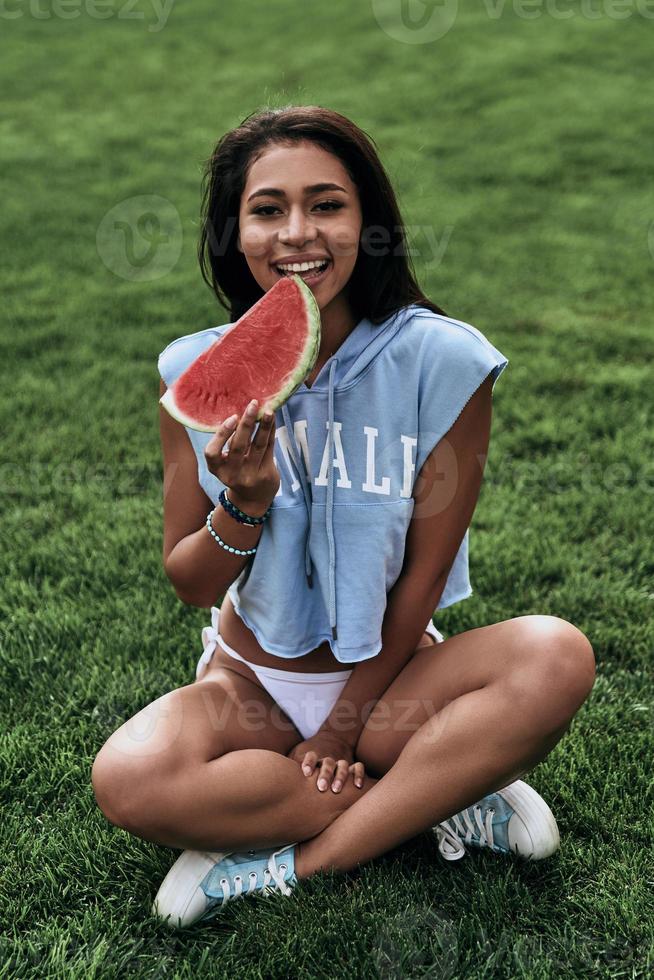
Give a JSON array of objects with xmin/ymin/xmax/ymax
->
[{"xmin": 277, "ymin": 260, "xmax": 328, "ymax": 273}]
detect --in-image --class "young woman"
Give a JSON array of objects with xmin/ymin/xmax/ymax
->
[{"xmin": 91, "ymin": 106, "xmax": 596, "ymax": 929}]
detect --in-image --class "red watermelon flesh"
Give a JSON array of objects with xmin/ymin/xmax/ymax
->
[{"xmin": 160, "ymin": 274, "xmax": 321, "ymax": 432}]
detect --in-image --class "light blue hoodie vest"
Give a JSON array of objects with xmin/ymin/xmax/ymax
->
[{"xmin": 158, "ymin": 304, "xmax": 509, "ymax": 664}]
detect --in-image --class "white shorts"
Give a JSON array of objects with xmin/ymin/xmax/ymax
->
[{"xmin": 195, "ymin": 606, "xmax": 445, "ymax": 740}]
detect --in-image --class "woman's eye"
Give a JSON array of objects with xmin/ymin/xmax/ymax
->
[
  {"xmin": 315, "ymin": 201, "xmax": 343, "ymax": 212},
  {"xmin": 252, "ymin": 201, "xmax": 343, "ymax": 216}
]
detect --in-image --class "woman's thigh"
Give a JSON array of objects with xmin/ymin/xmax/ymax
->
[
  {"xmin": 355, "ymin": 615, "xmax": 595, "ymax": 777},
  {"xmin": 91, "ymin": 666, "xmax": 302, "ymax": 822}
]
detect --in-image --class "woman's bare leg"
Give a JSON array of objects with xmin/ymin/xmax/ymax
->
[
  {"xmin": 153, "ymin": 630, "xmax": 440, "ymax": 849},
  {"xmin": 92, "ymin": 666, "xmax": 378, "ymax": 851},
  {"xmin": 294, "ymin": 616, "xmax": 596, "ymax": 878},
  {"xmin": 295, "ymin": 683, "xmax": 571, "ymax": 878},
  {"xmin": 140, "ymin": 747, "xmax": 379, "ymax": 851}
]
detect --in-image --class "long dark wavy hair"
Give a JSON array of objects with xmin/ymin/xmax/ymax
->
[{"xmin": 198, "ymin": 105, "xmax": 448, "ymax": 325}]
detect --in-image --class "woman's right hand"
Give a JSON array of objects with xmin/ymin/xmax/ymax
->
[{"xmin": 203, "ymin": 399, "xmax": 279, "ymax": 512}]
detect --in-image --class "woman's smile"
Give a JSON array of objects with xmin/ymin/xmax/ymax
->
[{"xmin": 272, "ymin": 257, "xmax": 333, "ymax": 287}]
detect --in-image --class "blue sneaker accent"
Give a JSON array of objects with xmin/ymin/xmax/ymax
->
[
  {"xmin": 434, "ymin": 779, "xmax": 560, "ymax": 862},
  {"xmin": 198, "ymin": 843, "xmax": 297, "ymax": 920},
  {"xmin": 435, "ymin": 794, "xmax": 512, "ymax": 860},
  {"xmin": 152, "ymin": 842, "xmax": 299, "ymax": 929}
]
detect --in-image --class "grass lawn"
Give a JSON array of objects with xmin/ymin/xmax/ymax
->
[{"xmin": 1, "ymin": 1, "xmax": 653, "ymax": 976}]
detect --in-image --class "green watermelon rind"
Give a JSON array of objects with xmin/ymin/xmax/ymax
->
[{"xmin": 160, "ymin": 274, "xmax": 321, "ymax": 433}]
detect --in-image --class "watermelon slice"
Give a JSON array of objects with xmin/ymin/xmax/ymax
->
[{"xmin": 160, "ymin": 274, "xmax": 321, "ymax": 433}]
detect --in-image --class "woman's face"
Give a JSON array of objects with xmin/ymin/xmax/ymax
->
[{"xmin": 238, "ymin": 141, "xmax": 363, "ymax": 314}]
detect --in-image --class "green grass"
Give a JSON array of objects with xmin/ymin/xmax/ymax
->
[{"xmin": 1, "ymin": 1, "xmax": 653, "ymax": 976}]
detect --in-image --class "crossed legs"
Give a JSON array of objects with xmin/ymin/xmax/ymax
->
[
  {"xmin": 295, "ymin": 616, "xmax": 595, "ymax": 877},
  {"xmin": 92, "ymin": 615, "xmax": 595, "ymax": 877},
  {"xmin": 91, "ymin": 664, "xmax": 379, "ymax": 852}
]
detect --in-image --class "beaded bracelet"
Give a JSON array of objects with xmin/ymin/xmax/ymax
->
[
  {"xmin": 219, "ymin": 487, "xmax": 272, "ymax": 526},
  {"xmin": 206, "ymin": 509, "xmax": 258, "ymax": 556}
]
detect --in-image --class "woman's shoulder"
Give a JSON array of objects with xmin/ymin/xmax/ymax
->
[
  {"xmin": 396, "ymin": 305, "xmax": 509, "ymax": 388},
  {"xmin": 400, "ymin": 305, "xmax": 502, "ymax": 356},
  {"xmin": 157, "ymin": 322, "xmax": 233, "ymax": 387}
]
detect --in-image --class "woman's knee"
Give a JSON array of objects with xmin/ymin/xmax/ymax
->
[
  {"xmin": 90, "ymin": 677, "xmax": 298, "ymax": 833},
  {"xmin": 91, "ymin": 749, "xmax": 137, "ymax": 831},
  {"xmin": 503, "ymin": 616, "xmax": 596, "ymax": 729},
  {"xmin": 90, "ymin": 686, "xmax": 207, "ymax": 832},
  {"xmin": 298, "ymin": 767, "xmax": 368, "ymax": 839}
]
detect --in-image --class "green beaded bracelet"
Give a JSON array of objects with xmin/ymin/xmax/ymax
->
[{"xmin": 206, "ymin": 509, "xmax": 258, "ymax": 556}]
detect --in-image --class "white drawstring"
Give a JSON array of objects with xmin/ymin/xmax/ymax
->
[{"xmin": 196, "ymin": 605, "xmax": 221, "ymax": 681}]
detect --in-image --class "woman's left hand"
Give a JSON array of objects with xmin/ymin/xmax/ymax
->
[{"xmin": 286, "ymin": 731, "xmax": 365, "ymax": 793}]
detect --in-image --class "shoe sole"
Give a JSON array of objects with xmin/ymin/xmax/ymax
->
[
  {"xmin": 499, "ymin": 779, "xmax": 560, "ymax": 859},
  {"xmin": 152, "ymin": 849, "xmax": 230, "ymax": 929}
]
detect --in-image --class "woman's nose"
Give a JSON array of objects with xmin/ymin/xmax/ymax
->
[{"xmin": 280, "ymin": 207, "xmax": 317, "ymax": 245}]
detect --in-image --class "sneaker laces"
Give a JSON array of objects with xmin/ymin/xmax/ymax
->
[
  {"xmin": 214, "ymin": 862, "xmax": 293, "ymax": 903},
  {"xmin": 211, "ymin": 849, "xmax": 295, "ymax": 906},
  {"xmin": 435, "ymin": 803, "xmax": 497, "ymax": 862}
]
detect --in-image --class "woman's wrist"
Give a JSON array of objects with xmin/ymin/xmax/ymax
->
[
  {"xmin": 226, "ymin": 490, "xmax": 275, "ymax": 520},
  {"xmin": 317, "ymin": 716, "xmax": 362, "ymax": 750}
]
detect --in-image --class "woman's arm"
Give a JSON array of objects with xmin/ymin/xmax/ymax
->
[
  {"xmin": 159, "ymin": 379, "xmax": 268, "ymax": 608},
  {"xmin": 316, "ymin": 373, "xmax": 495, "ymax": 749}
]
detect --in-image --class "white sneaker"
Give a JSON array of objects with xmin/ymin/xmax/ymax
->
[
  {"xmin": 152, "ymin": 842, "xmax": 298, "ymax": 929},
  {"xmin": 434, "ymin": 779, "xmax": 560, "ymax": 861}
]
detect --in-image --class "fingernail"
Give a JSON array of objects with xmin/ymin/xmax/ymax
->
[
  {"xmin": 247, "ymin": 399, "xmax": 258, "ymax": 415},
  {"xmin": 318, "ymin": 779, "xmax": 327, "ymax": 791},
  {"xmin": 356, "ymin": 779, "xmax": 363, "ymax": 788},
  {"xmin": 332, "ymin": 781, "xmax": 342, "ymax": 793},
  {"xmin": 224, "ymin": 414, "xmax": 238, "ymax": 429},
  {"xmin": 303, "ymin": 766, "xmax": 312, "ymax": 775}
]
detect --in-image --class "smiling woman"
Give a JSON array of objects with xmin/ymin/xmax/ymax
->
[{"xmin": 91, "ymin": 105, "xmax": 595, "ymax": 931}]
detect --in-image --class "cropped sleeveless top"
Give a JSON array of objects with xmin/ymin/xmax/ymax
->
[{"xmin": 158, "ymin": 304, "xmax": 509, "ymax": 664}]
